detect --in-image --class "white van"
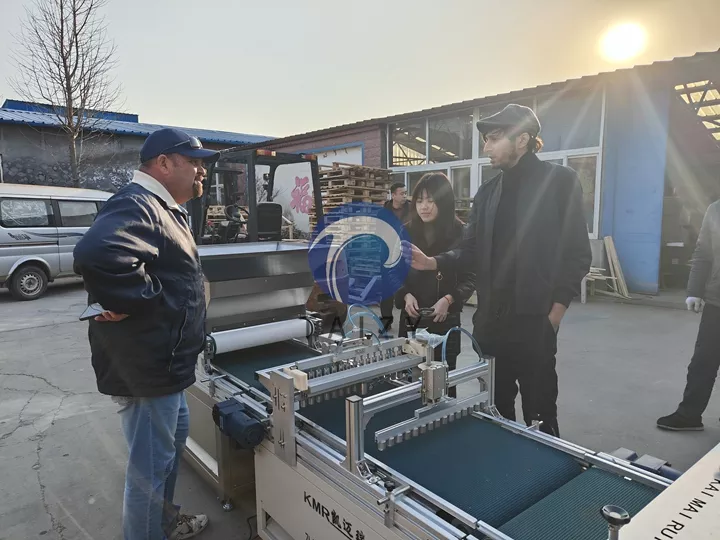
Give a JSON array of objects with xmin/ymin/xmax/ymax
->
[{"xmin": 0, "ymin": 183, "xmax": 113, "ymax": 300}]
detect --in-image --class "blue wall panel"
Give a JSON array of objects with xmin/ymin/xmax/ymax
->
[{"xmin": 601, "ymin": 74, "xmax": 670, "ymax": 294}]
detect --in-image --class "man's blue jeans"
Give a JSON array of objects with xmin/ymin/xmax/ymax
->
[{"xmin": 117, "ymin": 391, "xmax": 189, "ymax": 540}]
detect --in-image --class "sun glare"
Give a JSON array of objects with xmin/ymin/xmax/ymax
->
[{"xmin": 600, "ymin": 23, "xmax": 647, "ymax": 63}]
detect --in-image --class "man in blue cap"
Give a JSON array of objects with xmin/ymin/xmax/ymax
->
[
  {"xmin": 410, "ymin": 104, "xmax": 591, "ymax": 437},
  {"xmin": 74, "ymin": 128, "xmax": 219, "ymax": 539}
]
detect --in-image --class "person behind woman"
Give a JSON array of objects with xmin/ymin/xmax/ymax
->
[{"xmin": 395, "ymin": 172, "xmax": 476, "ymax": 397}]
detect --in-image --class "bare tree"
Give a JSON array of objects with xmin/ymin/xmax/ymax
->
[{"xmin": 9, "ymin": 0, "xmax": 121, "ymax": 187}]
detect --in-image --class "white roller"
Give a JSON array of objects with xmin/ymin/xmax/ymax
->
[{"xmin": 211, "ymin": 319, "xmax": 310, "ymax": 354}]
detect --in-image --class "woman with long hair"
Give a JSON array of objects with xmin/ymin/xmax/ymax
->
[{"xmin": 394, "ymin": 172, "xmax": 476, "ymax": 397}]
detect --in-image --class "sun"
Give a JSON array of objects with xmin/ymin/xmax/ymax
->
[{"xmin": 600, "ymin": 23, "xmax": 647, "ymax": 63}]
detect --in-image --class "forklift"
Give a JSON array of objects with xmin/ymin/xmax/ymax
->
[
  {"xmin": 188, "ymin": 147, "xmax": 347, "ymax": 328},
  {"xmin": 189, "ymin": 148, "xmax": 324, "ymax": 244}
]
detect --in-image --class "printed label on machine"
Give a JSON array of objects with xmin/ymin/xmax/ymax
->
[
  {"xmin": 303, "ymin": 490, "xmax": 366, "ymax": 540},
  {"xmin": 621, "ymin": 442, "xmax": 720, "ymax": 539},
  {"xmin": 255, "ymin": 445, "xmax": 402, "ymax": 540}
]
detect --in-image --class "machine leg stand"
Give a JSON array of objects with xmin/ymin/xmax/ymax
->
[{"xmin": 602, "ymin": 505, "xmax": 631, "ymax": 540}]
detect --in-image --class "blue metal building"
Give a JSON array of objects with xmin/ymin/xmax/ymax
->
[
  {"xmin": 376, "ymin": 50, "xmax": 720, "ymax": 294},
  {"xmin": 244, "ymin": 49, "xmax": 720, "ymax": 294}
]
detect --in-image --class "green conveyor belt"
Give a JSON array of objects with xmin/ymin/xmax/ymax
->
[
  {"xmin": 216, "ymin": 343, "xmax": 661, "ymax": 538},
  {"xmin": 499, "ymin": 467, "xmax": 659, "ymax": 540},
  {"xmin": 212, "ymin": 340, "xmax": 321, "ymax": 390},
  {"xmin": 301, "ymin": 391, "xmax": 583, "ymax": 529}
]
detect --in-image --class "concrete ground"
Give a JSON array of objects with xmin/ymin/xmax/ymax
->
[
  {"xmin": 1, "ymin": 281, "xmax": 718, "ymax": 539},
  {"xmin": 0, "ymin": 280, "xmax": 255, "ymax": 540}
]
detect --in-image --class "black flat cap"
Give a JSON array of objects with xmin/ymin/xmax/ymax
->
[{"xmin": 476, "ymin": 104, "xmax": 541, "ymax": 137}]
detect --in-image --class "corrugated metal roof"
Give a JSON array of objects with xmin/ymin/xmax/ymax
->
[
  {"xmin": 246, "ymin": 48, "xmax": 720, "ymax": 149},
  {"xmin": 0, "ymin": 107, "xmax": 273, "ymax": 146}
]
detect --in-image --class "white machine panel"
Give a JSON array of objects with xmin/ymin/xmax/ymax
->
[
  {"xmin": 255, "ymin": 444, "xmax": 405, "ymax": 540},
  {"xmin": 622, "ymin": 441, "xmax": 720, "ymax": 539}
]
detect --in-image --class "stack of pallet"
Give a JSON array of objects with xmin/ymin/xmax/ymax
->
[
  {"xmin": 310, "ymin": 162, "xmax": 392, "ymax": 231},
  {"xmin": 310, "ymin": 163, "xmax": 393, "ymax": 303}
]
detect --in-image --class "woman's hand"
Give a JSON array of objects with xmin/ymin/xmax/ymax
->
[
  {"xmin": 404, "ymin": 293, "xmax": 420, "ymax": 318},
  {"xmin": 431, "ymin": 297, "xmax": 450, "ymax": 323}
]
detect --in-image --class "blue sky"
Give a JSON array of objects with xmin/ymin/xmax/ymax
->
[{"xmin": 0, "ymin": 0, "xmax": 718, "ymax": 137}]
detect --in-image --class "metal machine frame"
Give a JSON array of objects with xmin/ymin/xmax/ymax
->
[{"xmin": 187, "ymin": 326, "xmax": 673, "ymax": 540}]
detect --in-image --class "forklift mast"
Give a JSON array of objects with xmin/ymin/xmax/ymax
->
[{"xmin": 189, "ymin": 148, "xmax": 324, "ymax": 244}]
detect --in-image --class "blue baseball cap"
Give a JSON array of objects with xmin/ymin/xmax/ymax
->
[{"xmin": 140, "ymin": 128, "xmax": 220, "ymax": 163}]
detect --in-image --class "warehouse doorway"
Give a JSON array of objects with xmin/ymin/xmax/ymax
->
[{"xmin": 661, "ymin": 80, "xmax": 720, "ymax": 289}]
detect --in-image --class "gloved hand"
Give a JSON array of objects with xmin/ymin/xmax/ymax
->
[{"xmin": 686, "ymin": 297, "xmax": 703, "ymax": 313}]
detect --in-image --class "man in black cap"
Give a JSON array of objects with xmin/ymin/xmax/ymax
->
[
  {"xmin": 410, "ymin": 104, "xmax": 591, "ymax": 437},
  {"xmin": 74, "ymin": 128, "xmax": 219, "ymax": 539}
]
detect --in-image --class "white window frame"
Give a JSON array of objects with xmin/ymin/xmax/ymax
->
[
  {"xmin": 388, "ymin": 86, "xmax": 606, "ymax": 239},
  {"xmin": 211, "ymin": 173, "xmax": 223, "ymax": 205}
]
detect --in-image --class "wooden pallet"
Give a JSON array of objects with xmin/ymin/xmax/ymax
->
[
  {"xmin": 319, "ymin": 162, "xmax": 392, "ymax": 180},
  {"xmin": 320, "ymin": 177, "xmax": 391, "ymax": 190},
  {"xmin": 320, "ymin": 178, "xmax": 361, "ymax": 188},
  {"xmin": 351, "ymin": 269, "xmax": 380, "ymax": 278},
  {"xmin": 321, "ymin": 186, "xmax": 388, "ymax": 197},
  {"xmin": 322, "ymin": 200, "xmax": 385, "ymax": 209},
  {"xmin": 346, "ymin": 241, "xmax": 380, "ymax": 249},
  {"xmin": 604, "ymin": 236, "xmax": 631, "ymax": 299},
  {"xmin": 313, "ymin": 200, "xmax": 385, "ymax": 208},
  {"xmin": 319, "ymin": 176, "xmax": 390, "ymax": 185},
  {"xmin": 308, "ymin": 222, "xmax": 379, "ymax": 232},
  {"xmin": 311, "ymin": 226, "xmax": 378, "ymax": 235}
]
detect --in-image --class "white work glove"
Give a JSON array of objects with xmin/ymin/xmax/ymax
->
[{"xmin": 686, "ymin": 297, "xmax": 703, "ymax": 313}]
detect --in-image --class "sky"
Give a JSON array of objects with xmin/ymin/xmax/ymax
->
[{"xmin": 0, "ymin": 0, "xmax": 719, "ymax": 138}]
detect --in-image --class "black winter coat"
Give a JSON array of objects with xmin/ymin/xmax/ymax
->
[
  {"xmin": 73, "ymin": 182, "xmax": 207, "ymax": 398},
  {"xmin": 395, "ymin": 218, "xmax": 476, "ymax": 353},
  {"xmin": 435, "ymin": 153, "xmax": 591, "ymax": 324}
]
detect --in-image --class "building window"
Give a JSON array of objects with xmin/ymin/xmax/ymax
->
[
  {"xmin": 536, "ymin": 88, "xmax": 603, "ymax": 153},
  {"xmin": 407, "ymin": 170, "xmax": 424, "ymax": 196},
  {"xmin": 567, "ymin": 155, "xmax": 598, "ymax": 234},
  {"xmin": 428, "ymin": 111, "xmax": 473, "ymax": 163},
  {"xmin": 391, "ymin": 88, "xmax": 605, "ymax": 239},
  {"xmin": 208, "ymin": 173, "xmax": 224, "ymax": 206},
  {"xmin": 390, "ymin": 120, "xmax": 427, "ymax": 167},
  {"xmin": 0, "ymin": 198, "xmax": 53, "ymax": 228},
  {"xmin": 58, "ymin": 201, "xmax": 98, "ymax": 227},
  {"xmin": 451, "ymin": 167, "xmax": 471, "ymax": 199},
  {"xmin": 452, "ymin": 167, "xmax": 472, "ymax": 222}
]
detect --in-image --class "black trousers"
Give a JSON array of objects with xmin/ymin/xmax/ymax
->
[
  {"xmin": 677, "ymin": 302, "xmax": 720, "ymax": 420},
  {"xmin": 476, "ymin": 314, "xmax": 559, "ymax": 437},
  {"xmin": 380, "ymin": 297, "xmax": 394, "ymax": 322}
]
